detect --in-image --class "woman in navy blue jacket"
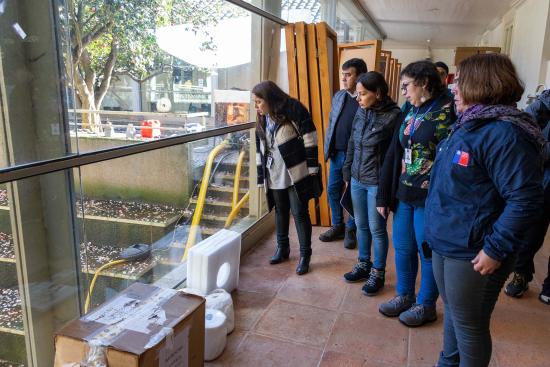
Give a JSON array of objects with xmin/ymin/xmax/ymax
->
[{"xmin": 425, "ymin": 54, "xmax": 545, "ymax": 367}]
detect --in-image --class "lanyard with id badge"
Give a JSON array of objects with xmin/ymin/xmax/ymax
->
[
  {"xmin": 404, "ymin": 97, "xmax": 440, "ymax": 164},
  {"xmin": 266, "ymin": 117, "xmax": 277, "ymax": 169}
]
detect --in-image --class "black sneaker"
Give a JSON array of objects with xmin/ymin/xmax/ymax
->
[
  {"xmin": 343, "ymin": 261, "xmax": 372, "ymax": 283},
  {"xmin": 319, "ymin": 223, "xmax": 345, "ymax": 242},
  {"xmin": 505, "ymin": 272, "xmax": 529, "ymax": 298},
  {"xmin": 362, "ymin": 268, "xmax": 385, "ymax": 296},
  {"xmin": 344, "ymin": 228, "xmax": 357, "ymax": 249},
  {"xmin": 399, "ymin": 303, "xmax": 437, "ymax": 327},
  {"xmin": 379, "ymin": 294, "xmax": 415, "ymax": 317}
]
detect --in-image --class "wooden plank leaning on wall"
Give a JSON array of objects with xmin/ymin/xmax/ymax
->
[
  {"xmin": 388, "ymin": 58, "xmax": 396, "ymax": 102},
  {"xmin": 285, "ymin": 24, "xmax": 298, "ymax": 99},
  {"xmin": 306, "ymin": 23, "xmax": 331, "ymax": 226},
  {"xmin": 380, "ymin": 50, "xmax": 392, "ymax": 82},
  {"xmin": 395, "ymin": 62, "xmax": 402, "ymax": 103},
  {"xmin": 285, "ymin": 22, "xmax": 334, "ymax": 225},
  {"xmin": 337, "ymin": 40, "xmax": 382, "ymax": 87},
  {"xmin": 316, "ymin": 22, "xmax": 338, "ymax": 227},
  {"xmin": 293, "ymin": 22, "xmax": 318, "ymax": 225}
]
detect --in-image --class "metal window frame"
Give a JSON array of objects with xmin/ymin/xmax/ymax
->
[
  {"xmin": 0, "ymin": 123, "xmax": 256, "ymax": 183},
  {"xmin": 225, "ymin": 0, "xmax": 287, "ymax": 25},
  {"xmin": 0, "ymin": 0, "xmax": 291, "ymax": 185}
]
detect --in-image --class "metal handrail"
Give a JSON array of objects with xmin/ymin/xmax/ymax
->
[
  {"xmin": 225, "ymin": 191, "xmax": 250, "ymax": 228},
  {"xmin": 232, "ymin": 150, "xmax": 246, "ymax": 209},
  {"xmin": 0, "ymin": 123, "xmax": 254, "ymax": 184},
  {"xmin": 181, "ymin": 140, "xmax": 229, "ymax": 261}
]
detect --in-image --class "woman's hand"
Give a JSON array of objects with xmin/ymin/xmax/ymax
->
[
  {"xmin": 471, "ymin": 249, "xmax": 501, "ymax": 275},
  {"xmin": 376, "ymin": 206, "xmax": 389, "ymax": 219},
  {"xmin": 344, "ymin": 181, "xmax": 349, "ymax": 190}
]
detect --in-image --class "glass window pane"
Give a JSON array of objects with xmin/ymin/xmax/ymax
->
[
  {"xmin": 66, "ymin": 0, "xmax": 263, "ymax": 152},
  {"xmin": 0, "ymin": 0, "xmax": 268, "ymax": 168},
  {"xmin": 0, "ymin": 171, "xmax": 84, "ymax": 366},
  {"xmin": 0, "ymin": 127, "xmax": 267, "ymax": 365},
  {"xmin": 78, "ymin": 129, "xmax": 267, "ymax": 310},
  {"xmin": 0, "ymin": 182, "xmax": 26, "ymax": 367}
]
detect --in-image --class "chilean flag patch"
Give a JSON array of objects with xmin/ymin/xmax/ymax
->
[{"xmin": 452, "ymin": 150, "xmax": 470, "ymax": 167}]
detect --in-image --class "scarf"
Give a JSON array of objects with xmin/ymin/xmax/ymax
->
[{"xmin": 456, "ymin": 104, "xmax": 545, "ymax": 148}]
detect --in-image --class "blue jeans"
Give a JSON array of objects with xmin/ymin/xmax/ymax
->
[
  {"xmin": 392, "ymin": 201, "xmax": 438, "ymax": 305},
  {"xmin": 433, "ymin": 252, "xmax": 515, "ymax": 367},
  {"xmin": 328, "ymin": 151, "xmax": 355, "ymax": 229},
  {"xmin": 351, "ymin": 178, "xmax": 388, "ymax": 270}
]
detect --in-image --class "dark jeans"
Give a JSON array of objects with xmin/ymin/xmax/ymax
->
[
  {"xmin": 271, "ymin": 187, "xmax": 312, "ymax": 257},
  {"xmin": 433, "ymin": 251, "xmax": 515, "ymax": 367},
  {"xmin": 514, "ymin": 200, "xmax": 550, "ymax": 282},
  {"xmin": 328, "ymin": 151, "xmax": 356, "ymax": 229}
]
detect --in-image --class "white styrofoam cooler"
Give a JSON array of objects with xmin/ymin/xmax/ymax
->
[{"xmin": 187, "ymin": 229, "xmax": 241, "ymax": 294}]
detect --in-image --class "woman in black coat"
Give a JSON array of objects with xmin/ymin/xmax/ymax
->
[{"xmin": 341, "ymin": 72, "xmax": 402, "ymax": 296}]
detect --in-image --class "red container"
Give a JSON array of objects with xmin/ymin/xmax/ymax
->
[{"xmin": 140, "ymin": 119, "xmax": 161, "ymax": 138}]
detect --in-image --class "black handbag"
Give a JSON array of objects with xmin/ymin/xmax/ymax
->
[
  {"xmin": 311, "ymin": 166, "xmax": 324, "ymax": 199},
  {"xmin": 289, "ymin": 121, "xmax": 323, "ymax": 199}
]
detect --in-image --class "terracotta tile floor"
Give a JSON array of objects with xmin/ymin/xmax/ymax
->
[{"xmin": 206, "ymin": 224, "xmax": 550, "ymax": 367}]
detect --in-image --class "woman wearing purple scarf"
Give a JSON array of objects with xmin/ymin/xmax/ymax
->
[{"xmin": 424, "ymin": 53, "xmax": 544, "ymax": 367}]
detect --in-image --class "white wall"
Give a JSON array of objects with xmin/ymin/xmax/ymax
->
[
  {"xmin": 480, "ymin": 21, "xmax": 505, "ymax": 48},
  {"xmin": 510, "ymin": 0, "xmax": 550, "ymax": 106},
  {"xmin": 540, "ymin": 4, "xmax": 550, "ymax": 86},
  {"xmin": 479, "ymin": 0, "xmax": 550, "ymax": 107}
]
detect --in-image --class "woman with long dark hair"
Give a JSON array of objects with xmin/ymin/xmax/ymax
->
[
  {"xmin": 252, "ymin": 81, "xmax": 320, "ymax": 275},
  {"xmin": 425, "ymin": 53, "xmax": 544, "ymax": 367}
]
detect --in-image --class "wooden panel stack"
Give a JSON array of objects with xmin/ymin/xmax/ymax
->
[
  {"xmin": 337, "ymin": 42, "xmax": 402, "ymax": 104},
  {"xmin": 337, "ymin": 40, "xmax": 382, "ymax": 89},
  {"xmin": 285, "ymin": 22, "xmax": 337, "ymax": 226},
  {"xmin": 379, "ymin": 50, "xmax": 392, "ymax": 82},
  {"xmin": 395, "ymin": 62, "xmax": 402, "ymax": 102},
  {"xmin": 285, "ymin": 30, "xmax": 403, "ymax": 225}
]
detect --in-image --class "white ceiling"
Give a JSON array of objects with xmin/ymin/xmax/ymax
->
[{"xmin": 360, "ymin": 0, "xmax": 517, "ymax": 48}]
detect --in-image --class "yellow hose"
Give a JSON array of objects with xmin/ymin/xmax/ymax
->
[
  {"xmin": 232, "ymin": 150, "xmax": 246, "ymax": 209},
  {"xmin": 181, "ymin": 140, "xmax": 228, "ymax": 261},
  {"xmin": 225, "ymin": 191, "xmax": 250, "ymax": 228},
  {"xmin": 84, "ymin": 259, "xmax": 127, "ymax": 313}
]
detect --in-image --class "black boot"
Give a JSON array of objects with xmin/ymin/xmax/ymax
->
[
  {"xmin": 270, "ymin": 247, "xmax": 290, "ymax": 265},
  {"xmin": 296, "ymin": 256, "xmax": 310, "ymax": 275}
]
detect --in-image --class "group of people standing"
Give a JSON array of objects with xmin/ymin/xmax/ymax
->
[{"xmin": 252, "ymin": 52, "xmax": 548, "ymax": 367}]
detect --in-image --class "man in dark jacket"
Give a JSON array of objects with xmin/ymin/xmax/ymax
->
[
  {"xmin": 505, "ymin": 89, "xmax": 550, "ymax": 304},
  {"xmin": 319, "ymin": 58, "xmax": 367, "ymax": 249}
]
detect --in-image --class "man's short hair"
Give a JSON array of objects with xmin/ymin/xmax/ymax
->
[
  {"xmin": 434, "ymin": 61, "xmax": 449, "ymax": 75},
  {"xmin": 342, "ymin": 58, "xmax": 368, "ymax": 75}
]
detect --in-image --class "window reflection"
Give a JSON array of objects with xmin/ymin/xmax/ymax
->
[
  {"xmin": 78, "ymin": 130, "xmax": 266, "ymax": 311},
  {"xmin": 63, "ymin": 0, "xmax": 257, "ymax": 146},
  {"xmin": 0, "ymin": 0, "xmax": 271, "ymax": 363}
]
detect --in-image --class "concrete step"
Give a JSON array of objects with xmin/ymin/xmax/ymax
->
[
  {"xmin": 189, "ymin": 198, "xmax": 249, "ymax": 208},
  {"xmin": 207, "ymin": 185, "xmax": 248, "ymax": 194}
]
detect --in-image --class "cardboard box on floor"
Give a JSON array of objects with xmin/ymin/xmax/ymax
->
[{"xmin": 54, "ymin": 283, "xmax": 205, "ymax": 367}]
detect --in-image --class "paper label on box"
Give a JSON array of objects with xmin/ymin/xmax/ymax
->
[
  {"xmin": 83, "ymin": 295, "xmax": 140, "ymax": 325},
  {"xmin": 159, "ymin": 326, "xmax": 190, "ymax": 367}
]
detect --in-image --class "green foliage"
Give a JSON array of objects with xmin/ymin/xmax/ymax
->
[{"xmin": 70, "ymin": 0, "xmax": 245, "ymax": 81}]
